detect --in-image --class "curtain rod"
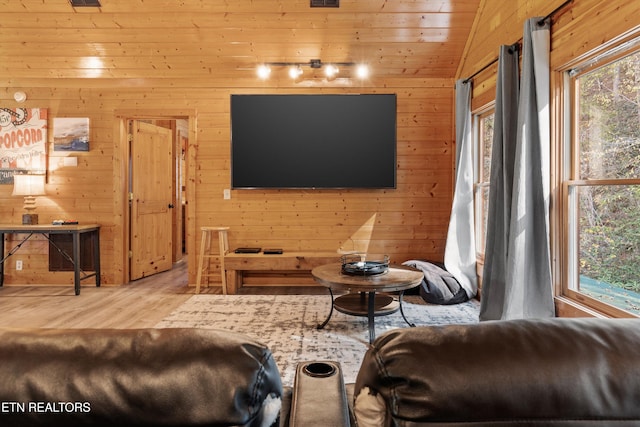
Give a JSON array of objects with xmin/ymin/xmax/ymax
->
[
  {"xmin": 538, "ymin": 0, "xmax": 574, "ymax": 25},
  {"xmin": 462, "ymin": 0, "xmax": 574, "ymax": 84}
]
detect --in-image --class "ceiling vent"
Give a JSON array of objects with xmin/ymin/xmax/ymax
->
[
  {"xmin": 310, "ymin": 0, "xmax": 339, "ymax": 7},
  {"xmin": 69, "ymin": 0, "xmax": 101, "ymax": 7}
]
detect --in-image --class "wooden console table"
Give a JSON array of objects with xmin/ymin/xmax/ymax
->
[
  {"xmin": 224, "ymin": 251, "xmax": 341, "ymax": 294},
  {"xmin": 0, "ymin": 224, "xmax": 101, "ymax": 295}
]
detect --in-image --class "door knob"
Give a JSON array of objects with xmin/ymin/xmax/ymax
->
[{"xmin": 168, "ymin": 203, "xmax": 175, "ymax": 209}]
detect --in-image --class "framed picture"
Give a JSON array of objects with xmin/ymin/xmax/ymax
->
[
  {"xmin": 53, "ymin": 117, "xmax": 90, "ymax": 152},
  {"xmin": 0, "ymin": 108, "xmax": 47, "ymax": 184}
]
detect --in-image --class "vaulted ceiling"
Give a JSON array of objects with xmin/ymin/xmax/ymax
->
[{"xmin": 0, "ymin": 0, "xmax": 481, "ymax": 86}]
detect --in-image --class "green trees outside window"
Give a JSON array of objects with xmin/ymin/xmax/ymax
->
[{"xmin": 574, "ymin": 48, "xmax": 640, "ymax": 314}]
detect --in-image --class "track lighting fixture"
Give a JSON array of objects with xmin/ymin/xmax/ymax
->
[{"xmin": 256, "ymin": 59, "xmax": 369, "ymax": 81}]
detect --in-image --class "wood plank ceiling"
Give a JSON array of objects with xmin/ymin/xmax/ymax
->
[{"xmin": 0, "ymin": 0, "xmax": 481, "ymax": 86}]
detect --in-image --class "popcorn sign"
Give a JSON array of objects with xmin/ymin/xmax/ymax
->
[{"xmin": 0, "ymin": 108, "xmax": 47, "ymax": 184}]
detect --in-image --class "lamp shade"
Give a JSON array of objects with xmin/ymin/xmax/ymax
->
[{"xmin": 12, "ymin": 174, "xmax": 46, "ymax": 196}]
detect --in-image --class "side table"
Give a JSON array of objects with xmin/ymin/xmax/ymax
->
[{"xmin": 311, "ymin": 263, "xmax": 423, "ymax": 343}]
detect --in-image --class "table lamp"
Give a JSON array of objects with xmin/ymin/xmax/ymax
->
[{"xmin": 12, "ymin": 174, "xmax": 46, "ymax": 225}]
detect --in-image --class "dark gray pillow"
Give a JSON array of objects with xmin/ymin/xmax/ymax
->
[{"xmin": 403, "ymin": 260, "xmax": 469, "ymax": 305}]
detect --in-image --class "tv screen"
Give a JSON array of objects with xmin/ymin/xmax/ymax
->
[{"xmin": 230, "ymin": 94, "xmax": 397, "ymax": 189}]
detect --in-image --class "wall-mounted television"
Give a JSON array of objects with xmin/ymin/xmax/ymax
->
[{"xmin": 230, "ymin": 94, "xmax": 397, "ymax": 189}]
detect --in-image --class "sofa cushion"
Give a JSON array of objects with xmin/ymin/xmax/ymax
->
[
  {"xmin": 402, "ymin": 260, "xmax": 469, "ymax": 305},
  {"xmin": 0, "ymin": 328, "xmax": 283, "ymax": 427},
  {"xmin": 354, "ymin": 318, "xmax": 640, "ymax": 426}
]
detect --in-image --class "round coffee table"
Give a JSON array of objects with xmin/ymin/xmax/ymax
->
[{"xmin": 311, "ymin": 263, "xmax": 424, "ymax": 343}]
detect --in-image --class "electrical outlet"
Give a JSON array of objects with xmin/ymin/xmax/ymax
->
[
  {"xmin": 16, "ymin": 260, "xmax": 23, "ymax": 271},
  {"xmin": 223, "ymin": 189, "xmax": 231, "ymax": 200}
]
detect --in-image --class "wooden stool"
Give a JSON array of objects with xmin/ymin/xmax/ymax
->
[{"xmin": 195, "ymin": 226, "xmax": 229, "ymax": 294}]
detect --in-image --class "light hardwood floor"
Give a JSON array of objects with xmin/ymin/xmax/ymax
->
[{"xmin": 0, "ymin": 257, "xmax": 327, "ymax": 329}]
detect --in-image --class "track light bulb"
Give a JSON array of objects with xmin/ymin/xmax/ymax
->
[
  {"xmin": 355, "ymin": 64, "xmax": 370, "ymax": 79},
  {"xmin": 324, "ymin": 64, "xmax": 339, "ymax": 79},
  {"xmin": 257, "ymin": 64, "xmax": 271, "ymax": 79},
  {"xmin": 288, "ymin": 66, "xmax": 303, "ymax": 79}
]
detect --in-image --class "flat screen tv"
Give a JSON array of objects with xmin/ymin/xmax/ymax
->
[{"xmin": 230, "ymin": 94, "xmax": 397, "ymax": 189}]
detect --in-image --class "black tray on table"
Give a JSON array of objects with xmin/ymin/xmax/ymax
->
[{"xmin": 340, "ymin": 254, "xmax": 389, "ymax": 276}]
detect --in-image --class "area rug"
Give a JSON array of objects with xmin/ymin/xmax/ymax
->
[{"xmin": 155, "ymin": 294, "xmax": 480, "ymax": 385}]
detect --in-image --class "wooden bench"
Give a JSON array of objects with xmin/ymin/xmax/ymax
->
[{"xmin": 224, "ymin": 251, "xmax": 341, "ymax": 294}]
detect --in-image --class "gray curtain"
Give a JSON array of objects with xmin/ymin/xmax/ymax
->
[
  {"xmin": 444, "ymin": 79, "xmax": 478, "ymax": 299},
  {"xmin": 480, "ymin": 18, "xmax": 555, "ymax": 320},
  {"xmin": 479, "ymin": 44, "xmax": 520, "ymax": 320}
]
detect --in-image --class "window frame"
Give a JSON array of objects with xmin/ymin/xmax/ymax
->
[
  {"xmin": 472, "ymin": 104, "xmax": 495, "ymax": 265},
  {"xmin": 557, "ymin": 35, "xmax": 640, "ymax": 318}
]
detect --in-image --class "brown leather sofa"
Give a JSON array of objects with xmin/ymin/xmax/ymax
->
[
  {"xmin": 352, "ymin": 318, "xmax": 640, "ymax": 426},
  {"xmin": 0, "ymin": 326, "xmax": 353, "ymax": 427},
  {"xmin": 4, "ymin": 318, "xmax": 640, "ymax": 427},
  {"xmin": 0, "ymin": 328, "xmax": 283, "ymax": 427}
]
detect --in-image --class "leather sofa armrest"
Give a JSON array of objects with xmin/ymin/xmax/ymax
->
[
  {"xmin": 353, "ymin": 318, "xmax": 640, "ymax": 426},
  {"xmin": 0, "ymin": 328, "xmax": 283, "ymax": 427},
  {"xmin": 288, "ymin": 361, "xmax": 352, "ymax": 427}
]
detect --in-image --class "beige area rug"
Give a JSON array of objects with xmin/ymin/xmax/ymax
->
[{"xmin": 155, "ymin": 294, "xmax": 480, "ymax": 385}]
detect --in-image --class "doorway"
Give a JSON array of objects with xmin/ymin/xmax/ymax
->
[{"xmin": 116, "ymin": 111, "xmax": 196, "ymax": 284}]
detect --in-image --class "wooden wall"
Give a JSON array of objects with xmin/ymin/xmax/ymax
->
[
  {"xmin": 0, "ymin": 80, "xmax": 455, "ymax": 287},
  {"xmin": 458, "ymin": 0, "xmax": 561, "ymax": 107},
  {"xmin": 192, "ymin": 83, "xmax": 455, "ymax": 286},
  {"xmin": 458, "ymin": 0, "xmax": 639, "ymax": 108}
]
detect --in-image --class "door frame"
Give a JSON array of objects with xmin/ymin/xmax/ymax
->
[{"xmin": 113, "ymin": 109, "xmax": 197, "ymax": 285}]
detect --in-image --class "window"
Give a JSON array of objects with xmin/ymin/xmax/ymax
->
[
  {"xmin": 473, "ymin": 108, "xmax": 495, "ymax": 262},
  {"xmin": 563, "ymin": 41, "xmax": 640, "ymax": 316}
]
